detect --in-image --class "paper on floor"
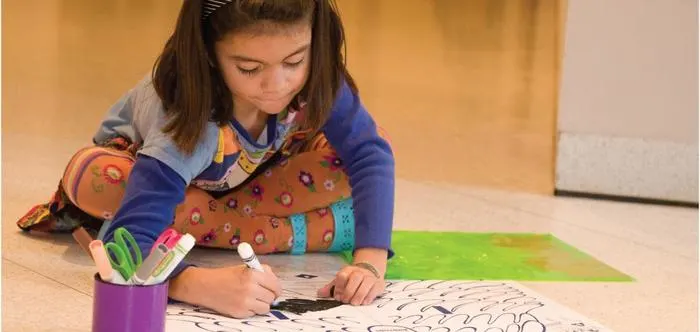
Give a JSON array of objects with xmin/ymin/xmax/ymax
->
[{"xmin": 166, "ymin": 272, "xmax": 611, "ymax": 332}]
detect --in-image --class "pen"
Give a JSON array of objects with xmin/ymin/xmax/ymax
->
[
  {"xmin": 143, "ymin": 234, "xmax": 195, "ymax": 285},
  {"xmin": 237, "ymin": 242, "xmax": 279, "ymax": 305},
  {"xmin": 130, "ymin": 243, "xmax": 169, "ymax": 285}
]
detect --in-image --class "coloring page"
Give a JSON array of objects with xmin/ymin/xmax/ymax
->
[{"xmin": 166, "ymin": 273, "xmax": 611, "ymax": 332}]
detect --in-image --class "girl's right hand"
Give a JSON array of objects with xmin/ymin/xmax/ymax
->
[{"xmin": 170, "ymin": 265, "xmax": 282, "ymax": 318}]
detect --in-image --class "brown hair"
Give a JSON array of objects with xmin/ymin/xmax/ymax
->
[{"xmin": 152, "ymin": 0, "xmax": 357, "ymax": 155}]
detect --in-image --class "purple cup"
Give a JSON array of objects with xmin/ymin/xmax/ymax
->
[{"xmin": 92, "ymin": 273, "xmax": 169, "ymax": 332}]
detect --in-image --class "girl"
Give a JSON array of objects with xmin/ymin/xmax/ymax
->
[{"xmin": 16, "ymin": 0, "xmax": 394, "ymax": 319}]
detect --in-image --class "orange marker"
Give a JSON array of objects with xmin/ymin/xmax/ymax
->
[{"xmin": 89, "ymin": 240, "xmax": 127, "ymax": 284}]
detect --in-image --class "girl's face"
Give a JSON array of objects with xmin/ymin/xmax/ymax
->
[{"xmin": 214, "ymin": 22, "xmax": 312, "ymax": 116}]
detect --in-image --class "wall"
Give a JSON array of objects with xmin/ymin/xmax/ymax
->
[
  {"xmin": 338, "ymin": 0, "xmax": 562, "ymax": 194},
  {"xmin": 556, "ymin": 0, "xmax": 698, "ymax": 202}
]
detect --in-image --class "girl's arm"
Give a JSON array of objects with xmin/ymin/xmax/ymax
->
[
  {"xmin": 100, "ymin": 75, "xmax": 218, "ymax": 276},
  {"xmin": 101, "ymin": 155, "xmax": 192, "ymax": 280},
  {"xmin": 322, "ymin": 80, "xmax": 396, "ymax": 262},
  {"xmin": 103, "ymin": 156, "xmax": 282, "ymax": 315},
  {"xmin": 316, "ymin": 80, "xmax": 395, "ymax": 305}
]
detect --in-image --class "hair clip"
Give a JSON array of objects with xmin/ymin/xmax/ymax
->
[{"xmin": 202, "ymin": 0, "xmax": 233, "ymax": 20}]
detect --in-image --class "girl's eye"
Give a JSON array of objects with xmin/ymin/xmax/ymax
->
[
  {"xmin": 237, "ymin": 66, "xmax": 260, "ymax": 76},
  {"xmin": 284, "ymin": 58, "xmax": 305, "ymax": 68},
  {"xmin": 237, "ymin": 58, "xmax": 303, "ymax": 76}
]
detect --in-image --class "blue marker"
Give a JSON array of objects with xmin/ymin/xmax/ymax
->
[
  {"xmin": 433, "ymin": 306, "xmax": 452, "ymax": 314},
  {"xmin": 270, "ymin": 310, "xmax": 289, "ymax": 320}
]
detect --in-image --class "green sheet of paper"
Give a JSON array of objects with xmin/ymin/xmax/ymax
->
[{"xmin": 342, "ymin": 232, "xmax": 633, "ymax": 281}]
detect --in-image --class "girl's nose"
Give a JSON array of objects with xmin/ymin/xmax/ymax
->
[{"xmin": 261, "ymin": 68, "xmax": 286, "ymax": 94}]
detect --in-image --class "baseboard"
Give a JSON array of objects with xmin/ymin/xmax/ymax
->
[
  {"xmin": 555, "ymin": 132, "xmax": 698, "ymax": 203},
  {"xmin": 554, "ymin": 189, "xmax": 698, "ymax": 208}
]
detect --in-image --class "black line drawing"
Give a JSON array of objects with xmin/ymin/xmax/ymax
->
[
  {"xmin": 166, "ymin": 279, "xmax": 609, "ymax": 332},
  {"xmin": 271, "ymin": 299, "xmax": 344, "ymax": 315}
]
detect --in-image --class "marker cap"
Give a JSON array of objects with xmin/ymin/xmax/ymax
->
[
  {"xmin": 237, "ymin": 242, "xmax": 254, "ymax": 260},
  {"xmin": 177, "ymin": 233, "xmax": 196, "ymax": 252}
]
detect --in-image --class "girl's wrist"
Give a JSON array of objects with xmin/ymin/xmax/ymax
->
[
  {"xmin": 169, "ymin": 266, "xmax": 203, "ymax": 305},
  {"xmin": 352, "ymin": 262, "xmax": 381, "ymax": 278},
  {"xmin": 352, "ymin": 247, "xmax": 388, "ymax": 277}
]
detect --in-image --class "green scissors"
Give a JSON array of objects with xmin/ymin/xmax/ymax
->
[{"xmin": 105, "ymin": 227, "xmax": 143, "ymax": 280}]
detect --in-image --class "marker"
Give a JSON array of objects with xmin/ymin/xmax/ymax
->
[
  {"xmin": 130, "ymin": 244, "xmax": 169, "ymax": 285},
  {"xmin": 152, "ymin": 229, "xmax": 182, "ymax": 253},
  {"xmin": 89, "ymin": 240, "xmax": 127, "ymax": 285},
  {"xmin": 96, "ymin": 219, "xmax": 112, "ymax": 241},
  {"xmin": 237, "ymin": 242, "xmax": 279, "ymax": 305},
  {"xmin": 143, "ymin": 234, "xmax": 195, "ymax": 285},
  {"xmin": 73, "ymin": 227, "xmax": 94, "ymax": 258},
  {"xmin": 237, "ymin": 242, "xmax": 264, "ymax": 271}
]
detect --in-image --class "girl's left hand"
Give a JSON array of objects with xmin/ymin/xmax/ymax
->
[{"xmin": 317, "ymin": 264, "xmax": 385, "ymax": 306}]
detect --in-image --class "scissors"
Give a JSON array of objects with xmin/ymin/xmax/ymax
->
[
  {"xmin": 153, "ymin": 228, "xmax": 182, "ymax": 253},
  {"xmin": 105, "ymin": 227, "xmax": 143, "ymax": 280}
]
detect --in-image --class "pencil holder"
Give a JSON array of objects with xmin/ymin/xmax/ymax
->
[{"xmin": 91, "ymin": 273, "xmax": 169, "ymax": 332}]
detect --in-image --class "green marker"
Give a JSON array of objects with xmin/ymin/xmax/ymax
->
[{"xmin": 143, "ymin": 234, "xmax": 195, "ymax": 285}]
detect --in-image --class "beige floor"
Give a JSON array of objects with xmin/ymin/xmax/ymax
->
[
  {"xmin": 2, "ymin": 0, "xmax": 698, "ymax": 331},
  {"xmin": 3, "ymin": 177, "xmax": 698, "ymax": 331}
]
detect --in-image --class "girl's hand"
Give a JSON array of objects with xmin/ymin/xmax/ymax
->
[
  {"xmin": 318, "ymin": 248, "xmax": 388, "ymax": 306},
  {"xmin": 318, "ymin": 264, "xmax": 385, "ymax": 306},
  {"xmin": 169, "ymin": 265, "xmax": 282, "ymax": 318}
]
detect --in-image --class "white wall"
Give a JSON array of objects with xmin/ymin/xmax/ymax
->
[{"xmin": 556, "ymin": 0, "xmax": 698, "ymax": 203}]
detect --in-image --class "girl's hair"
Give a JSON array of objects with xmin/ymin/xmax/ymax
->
[{"xmin": 152, "ymin": 0, "xmax": 357, "ymax": 155}]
